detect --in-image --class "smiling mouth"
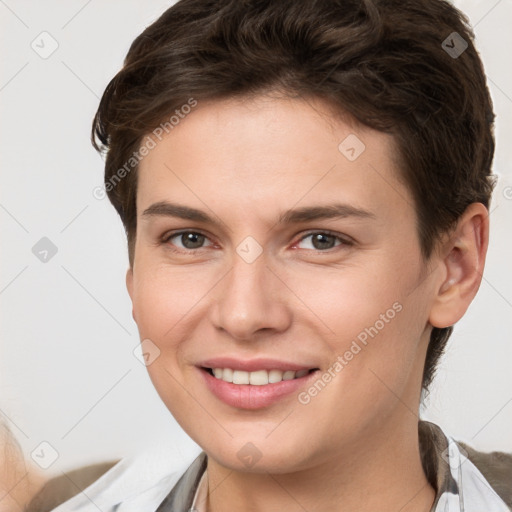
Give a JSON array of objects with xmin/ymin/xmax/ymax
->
[{"xmin": 202, "ymin": 367, "xmax": 319, "ymax": 385}]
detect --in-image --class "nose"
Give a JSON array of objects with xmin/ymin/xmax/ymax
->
[{"xmin": 209, "ymin": 250, "xmax": 292, "ymax": 342}]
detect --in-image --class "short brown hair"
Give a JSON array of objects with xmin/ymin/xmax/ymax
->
[{"xmin": 92, "ymin": 0, "xmax": 496, "ymax": 391}]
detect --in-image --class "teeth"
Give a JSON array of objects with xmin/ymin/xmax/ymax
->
[
  {"xmin": 232, "ymin": 370, "xmax": 250, "ymax": 384},
  {"xmin": 222, "ymin": 368, "xmax": 234, "ymax": 383},
  {"xmin": 249, "ymin": 370, "xmax": 268, "ymax": 385},
  {"xmin": 268, "ymin": 369, "xmax": 283, "ymax": 383},
  {"xmin": 210, "ymin": 368, "xmax": 311, "ymax": 384}
]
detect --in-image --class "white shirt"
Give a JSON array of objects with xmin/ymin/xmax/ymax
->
[{"xmin": 50, "ymin": 422, "xmax": 510, "ymax": 512}]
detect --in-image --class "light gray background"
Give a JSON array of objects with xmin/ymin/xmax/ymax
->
[{"xmin": 1, "ymin": 0, "xmax": 511, "ymax": 475}]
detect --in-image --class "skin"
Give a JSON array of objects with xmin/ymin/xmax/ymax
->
[
  {"xmin": 0, "ymin": 421, "xmax": 46, "ymax": 512},
  {"xmin": 126, "ymin": 95, "xmax": 488, "ymax": 512}
]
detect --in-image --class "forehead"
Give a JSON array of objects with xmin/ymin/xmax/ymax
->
[{"xmin": 136, "ymin": 96, "xmax": 411, "ymax": 225}]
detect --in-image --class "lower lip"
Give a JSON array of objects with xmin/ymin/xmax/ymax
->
[{"xmin": 199, "ymin": 367, "xmax": 318, "ymax": 410}]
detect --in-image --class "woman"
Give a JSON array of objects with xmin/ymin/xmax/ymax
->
[{"xmin": 13, "ymin": 0, "xmax": 512, "ymax": 510}]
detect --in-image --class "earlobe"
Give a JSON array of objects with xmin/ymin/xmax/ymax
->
[{"xmin": 429, "ymin": 203, "xmax": 489, "ymax": 329}]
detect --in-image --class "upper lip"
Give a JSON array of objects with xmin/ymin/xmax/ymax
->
[{"xmin": 199, "ymin": 357, "xmax": 317, "ymax": 372}]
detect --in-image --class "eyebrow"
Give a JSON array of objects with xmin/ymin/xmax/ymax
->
[{"xmin": 142, "ymin": 201, "xmax": 375, "ymax": 226}]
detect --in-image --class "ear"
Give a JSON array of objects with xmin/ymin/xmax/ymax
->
[
  {"xmin": 126, "ymin": 267, "xmax": 136, "ymax": 322},
  {"xmin": 429, "ymin": 203, "xmax": 489, "ymax": 328}
]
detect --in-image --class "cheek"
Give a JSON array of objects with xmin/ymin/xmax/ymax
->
[
  {"xmin": 131, "ymin": 268, "xmax": 200, "ymax": 416},
  {"xmin": 287, "ymin": 255, "xmax": 408, "ymax": 343},
  {"xmin": 291, "ymin": 254, "xmax": 426, "ymax": 396},
  {"xmin": 131, "ymin": 263, "xmax": 210, "ymax": 341},
  {"xmin": 130, "ymin": 264, "xmax": 217, "ymax": 407}
]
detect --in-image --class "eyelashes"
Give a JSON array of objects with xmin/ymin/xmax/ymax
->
[
  {"xmin": 161, "ymin": 229, "xmax": 353, "ymax": 255},
  {"xmin": 162, "ymin": 231, "xmax": 214, "ymax": 252},
  {"xmin": 295, "ymin": 231, "xmax": 353, "ymax": 251}
]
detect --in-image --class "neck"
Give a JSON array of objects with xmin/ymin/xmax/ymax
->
[{"xmin": 205, "ymin": 415, "xmax": 435, "ymax": 512}]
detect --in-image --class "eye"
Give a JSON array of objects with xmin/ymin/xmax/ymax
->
[
  {"xmin": 163, "ymin": 231, "xmax": 214, "ymax": 252},
  {"xmin": 294, "ymin": 231, "xmax": 352, "ymax": 251},
  {"xmin": 161, "ymin": 229, "xmax": 352, "ymax": 254}
]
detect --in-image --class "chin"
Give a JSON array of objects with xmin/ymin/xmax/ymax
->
[{"xmin": 191, "ymin": 426, "xmax": 319, "ymax": 474}]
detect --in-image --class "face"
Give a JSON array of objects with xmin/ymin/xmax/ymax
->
[{"xmin": 126, "ymin": 95, "xmax": 440, "ymax": 473}]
